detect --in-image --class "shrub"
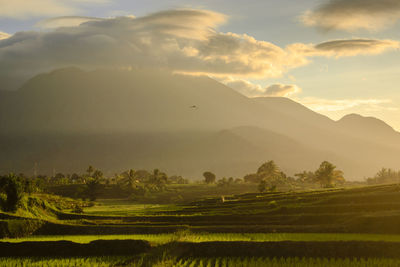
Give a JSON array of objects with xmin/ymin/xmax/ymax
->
[
  {"xmin": 0, "ymin": 219, "xmax": 44, "ymax": 238},
  {"xmin": 0, "ymin": 174, "xmax": 24, "ymax": 212}
]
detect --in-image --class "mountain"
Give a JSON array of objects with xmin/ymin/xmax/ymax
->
[
  {"xmin": 0, "ymin": 67, "xmax": 261, "ymax": 134},
  {"xmin": 336, "ymin": 114, "xmax": 400, "ymax": 148},
  {"xmin": 0, "ymin": 68, "xmax": 399, "ymax": 179}
]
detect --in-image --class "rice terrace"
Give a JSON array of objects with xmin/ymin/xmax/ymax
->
[
  {"xmin": 2, "ymin": 164, "xmax": 400, "ymax": 266},
  {"xmin": 2, "ymin": 0, "xmax": 400, "ymax": 266}
]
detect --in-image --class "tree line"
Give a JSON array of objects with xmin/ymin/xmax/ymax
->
[
  {"xmin": 366, "ymin": 168, "xmax": 400, "ymax": 184},
  {"xmin": 203, "ymin": 160, "xmax": 346, "ymax": 192},
  {"xmin": 0, "ymin": 166, "xmax": 189, "ymax": 206}
]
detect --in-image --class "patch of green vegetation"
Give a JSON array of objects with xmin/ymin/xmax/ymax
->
[
  {"xmin": 2, "ymin": 234, "xmax": 174, "ymax": 245},
  {"xmin": 0, "ymin": 256, "xmax": 130, "ymax": 267},
  {"xmin": 6, "ymin": 232, "xmax": 400, "ymax": 245},
  {"xmin": 0, "ymin": 219, "xmax": 44, "ymax": 238},
  {"xmin": 0, "ymin": 193, "xmax": 88, "ymax": 238},
  {"xmin": 82, "ymin": 200, "xmax": 180, "ymax": 216},
  {"xmin": 1, "ymin": 194, "xmax": 85, "ymax": 221}
]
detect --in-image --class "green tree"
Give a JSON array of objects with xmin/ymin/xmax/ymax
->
[
  {"xmin": 258, "ymin": 179, "xmax": 278, "ymax": 193},
  {"xmin": 294, "ymin": 171, "xmax": 316, "ymax": 183},
  {"xmin": 256, "ymin": 161, "xmax": 287, "ymax": 189},
  {"xmin": 85, "ymin": 178, "xmax": 101, "ymax": 201},
  {"xmin": 93, "ymin": 170, "xmax": 104, "ymax": 180},
  {"xmin": 217, "ymin": 177, "xmax": 235, "ymax": 187},
  {"xmin": 70, "ymin": 173, "xmax": 81, "ymax": 184},
  {"xmin": 217, "ymin": 177, "xmax": 228, "ymax": 187},
  {"xmin": 148, "ymin": 169, "xmax": 168, "ymax": 192},
  {"xmin": 257, "ymin": 161, "xmax": 280, "ymax": 178},
  {"xmin": 86, "ymin": 165, "xmax": 94, "ymax": 177},
  {"xmin": 120, "ymin": 169, "xmax": 137, "ymax": 190},
  {"xmin": 315, "ymin": 161, "xmax": 345, "ymax": 188},
  {"xmin": 203, "ymin": 171, "xmax": 216, "ymax": 184},
  {"xmin": 243, "ymin": 173, "xmax": 259, "ymax": 183},
  {"xmin": 0, "ymin": 173, "xmax": 24, "ymax": 212},
  {"xmin": 258, "ymin": 180, "xmax": 268, "ymax": 192},
  {"xmin": 367, "ymin": 168, "xmax": 400, "ymax": 184}
]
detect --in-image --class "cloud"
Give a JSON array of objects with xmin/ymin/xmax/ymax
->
[
  {"xmin": 0, "ymin": 9, "xmax": 297, "ymax": 89},
  {"xmin": 219, "ymin": 77, "xmax": 396, "ymax": 109},
  {"xmin": 219, "ymin": 77, "xmax": 300, "ymax": 98},
  {"xmin": 0, "ymin": 9, "xmax": 399, "ymax": 90},
  {"xmin": 0, "ymin": 31, "xmax": 10, "ymax": 40},
  {"xmin": 219, "ymin": 76, "xmax": 397, "ymax": 111},
  {"xmin": 264, "ymin": 84, "xmax": 301, "ymax": 97},
  {"xmin": 0, "ymin": 0, "xmax": 109, "ymax": 19},
  {"xmin": 218, "ymin": 77, "xmax": 264, "ymax": 97},
  {"xmin": 297, "ymin": 97, "xmax": 395, "ymax": 112},
  {"xmin": 301, "ymin": 0, "xmax": 400, "ymax": 32},
  {"xmin": 314, "ymin": 39, "xmax": 400, "ymax": 57},
  {"xmin": 288, "ymin": 39, "xmax": 399, "ymax": 58},
  {"xmin": 36, "ymin": 16, "xmax": 105, "ymax": 29}
]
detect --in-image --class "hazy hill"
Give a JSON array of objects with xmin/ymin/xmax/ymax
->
[
  {"xmin": 336, "ymin": 114, "xmax": 400, "ymax": 148},
  {"xmin": 0, "ymin": 68, "xmax": 399, "ymax": 179}
]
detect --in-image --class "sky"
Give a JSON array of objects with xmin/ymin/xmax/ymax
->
[{"xmin": 1, "ymin": 0, "xmax": 400, "ymax": 130}]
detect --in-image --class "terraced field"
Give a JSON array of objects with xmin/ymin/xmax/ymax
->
[
  {"xmin": 34, "ymin": 184, "xmax": 400, "ymax": 235},
  {"xmin": 2, "ymin": 257, "xmax": 400, "ymax": 267},
  {"xmin": 6, "ymin": 233, "xmax": 400, "ymax": 245},
  {"xmin": 2, "ymin": 184, "xmax": 400, "ymax": 266},
  {"xmin": 173, "ymin": 257, "xmax": 400, "ymax": 267}
]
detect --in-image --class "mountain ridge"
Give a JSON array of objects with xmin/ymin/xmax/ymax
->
[{"xmin": 0, "ymin": 67, "xmax": 398, "ymax": 179}]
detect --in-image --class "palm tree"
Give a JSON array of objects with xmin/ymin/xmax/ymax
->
[
  {"xmin": 126, "ymin": 169, "xmax": 137, "ymax": 188},
  {"xmin": 86, "ymin": 165, "xmax": 94, "ymax": 177}
]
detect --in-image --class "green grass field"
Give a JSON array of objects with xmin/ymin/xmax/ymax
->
[{"xmin": 82, "ymin": 201, "xmax": 180, "ymax": 216}]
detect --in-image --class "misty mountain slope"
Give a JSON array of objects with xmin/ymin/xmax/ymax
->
[
  {"xmin": 253, "ymin": 97, "xmax": 333, "ymax": 127},
  {"xmin": 0, "ymin": 68, "xmax": 266, "ymax": 134},
  {"xmin": 0, "ymin": 68, "xmax": 353, "ymax": 145},
  {"xmin": 336, "ymin": 114, "xmax": 400, "ymax": 148},
  {"xmin": 251, "ymin": 96, "xmax": 400, "ymax": 162},
  {"xmin": 0, "ymin": 130, "xmax": 300, "ymax": 178},
  {"xmin": 0, "ymin": 67, "xmax": 399, "ymax": 179},
  {"xmin": 0, "ymin": 67, "xmax": 347, "ymax": 151},
  {"xmin": 0, "ymin": 127, "xmax": 347, "ymax": 179},
  {"xmin": 220, "ymin": 126, "xmax": 354, "ymax": 173}
]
